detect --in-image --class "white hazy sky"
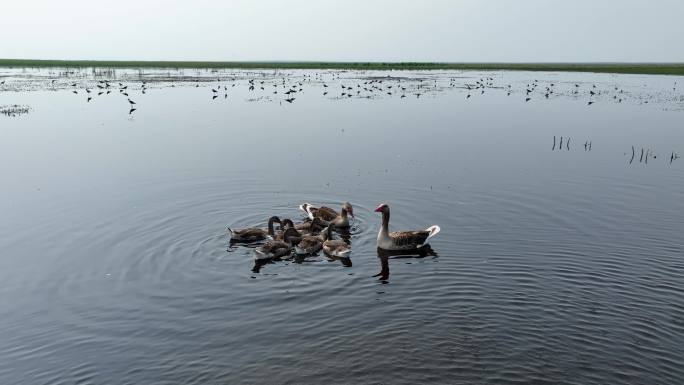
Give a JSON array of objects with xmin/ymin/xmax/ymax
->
[{"xmin": 3, "ymin": 0, "xmax": 684, "ymax": 62}]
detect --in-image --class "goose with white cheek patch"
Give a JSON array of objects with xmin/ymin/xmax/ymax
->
[
  {"xmin": 299, "ymin": 202, "xmax": 354, "ymax": 228},
  {"xmin": 374, "ymin": 203, "xmax": 440, "ymax": 251}
]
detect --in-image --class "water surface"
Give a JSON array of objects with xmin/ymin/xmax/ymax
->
[{"xmin": 1, "ymin": 67, "xmax": 683, "ymax": 384}]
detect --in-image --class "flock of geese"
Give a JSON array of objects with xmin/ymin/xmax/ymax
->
[{"xmin": 227, "ymin": 202, "xmax": 441, "ymax": 263}]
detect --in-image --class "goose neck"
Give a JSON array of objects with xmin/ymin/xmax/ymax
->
[{"xmin": 381, "ymin": 210, "xmax": 390, "ymax": 232}]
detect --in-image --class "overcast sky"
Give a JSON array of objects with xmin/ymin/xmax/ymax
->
[{"xmin": 3, "ymin": 0, "xmax": 683, "ymax": 62}]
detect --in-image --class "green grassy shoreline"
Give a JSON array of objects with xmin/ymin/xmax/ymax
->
[{"xmin": 1, "ymin": 59, "xmax": 684, "ymax": 75}]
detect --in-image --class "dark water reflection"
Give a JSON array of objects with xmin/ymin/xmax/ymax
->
[
  {"xmin": 375, "ymin": 246, "xmax": 439, "ymax": 282},
  {"xmin": 1, "ymin": 68, "xmax": 684, "ymax": 384}
]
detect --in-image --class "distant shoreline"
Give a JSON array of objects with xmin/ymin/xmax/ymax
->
[{"xmin": 1, "ymin": 59, "xmax": 683, "ymax": 75}]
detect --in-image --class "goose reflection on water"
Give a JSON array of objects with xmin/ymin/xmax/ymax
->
[
  {"xmin": 374, "ymin": 245, "xmax": 438, "ymax": 283},
  {"xmin": 287, "ymin": 252, "xmax": 353, "ymax": 267},
  {"xmin": 324, "ymin": 253, "xmax": 352, "ymax": 267},
  {"xmin": 250, "ymin": 243, "xmax": 352, "ymax": 273}
]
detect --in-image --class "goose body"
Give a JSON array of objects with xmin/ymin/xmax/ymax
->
[
  {"xmin": 375, "ymin": 204, "xmax": 440, "ymax": 251},
  {"xmin": 294, "ymin": 233, "xmax": 325, "ymax": 255},
  {"xmin": 299, "ymin": 202, "xmax": 354, "ymax": 228},
  {"xmin": 254, "ymin": 228, "xmax": 300, "ymax": 260},
  {"xmin": 321, "ymin": 226, "xmax": 352, "ymax": 258},
  {"xmin": 294, "ymin": 218, "xmax": 325, "ymax": 234},
  {"xmin": 228, "ymin": 216, "xmax": 281, "ymax": 243}
]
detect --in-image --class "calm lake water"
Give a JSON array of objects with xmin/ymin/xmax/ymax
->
[{"xmin": 1, "ymin": 67, "xmax": 683, "ymax": 385}]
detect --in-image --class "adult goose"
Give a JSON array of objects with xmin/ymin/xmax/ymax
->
[
  {"xmin": 299, "ymin": 202, "xmax": 354, "ymax": 228},
  {"xmin": 254, "ymin": 227, "xmax": 300, "ymax": 260},
  {"xmin": 227, "ymin": 216, "xmax": 281, "ymax": 243},
  {"xmin": 374, "ymin": 203, "xmax": 440, "ymax": 251},
  {"xmin": 321, "ymin": 225, "xmax": 352, "ymax": 258}
]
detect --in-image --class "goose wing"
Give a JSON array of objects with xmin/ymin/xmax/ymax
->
[
  {"xmin": 295, "ymin": 220, "xmax": 313, "ymax": 231},
  {"xmin": 256, "ymin": 240, "xmax": 291, "ymax": 259},
  {"xmin": 275, "ymin": 228, "xmax": 302, "ymax": 244},
  {"xmin": 323, "ymin": 240, "xmax": 351, "ymax": 257},
  {"xmin": 228, "ymin": 227, "xmax": 267, "ymax": 242},
  {"xmin": 315, "ymin": 206, "xmax": 339, "ymax": 221},
  {"xmin": 389, "ymin": 230, "xmax": 431, "ymax": 248},
  {"xmin": 299, "ymin": 203, "xmax": 339, "ymax": 222},
  {"xmin": 294, "ymin": 220, "xmax": 324, "ymax": 234},
  {"xmin": 295, "ymin": 235, "xmax": 323, "ymax": 255}
]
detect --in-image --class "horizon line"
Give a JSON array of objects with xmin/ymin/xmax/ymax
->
[{"xmin": 1, "ymin": 59, "xmax": 683, "ymax": 75}]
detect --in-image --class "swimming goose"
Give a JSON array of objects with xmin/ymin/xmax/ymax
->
[
  {"xmin": 299, "ymin": 202, "xmax": 354, "ymax": 228},
  {"xmin": 374, "ymin": 203, "xmax": 440, "ymax": 251},
  {"xmin": 321, "ymin": 225, "xmax": 352, "ymax": 258},
  {"xmin": 276, "ymin": 219, "xmax": 304, "ymax": 244},
  {"xmin": 227, "ymin": 216, "xmax": 281, "ymax": 243},
  {"xmin": 294, "ymin": 230, "xmax": 326, "ymax": 255},
  {"xmin": 254, "ymin": 227, "xmax": 300, "ymax": 260}
]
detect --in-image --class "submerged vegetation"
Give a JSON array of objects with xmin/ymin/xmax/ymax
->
[{"xmin": 1, "ymin": 59, "xmax": 684, "ymax": 75}]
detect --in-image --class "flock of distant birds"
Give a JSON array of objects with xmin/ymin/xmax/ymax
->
[
  {"xmin": 0, "ymin": 104, "xmax": 30, "ymax": 117},
  {"xmin": 2, "ymin": 72, "xmax": 681, "ymax": 166},
  {"xmin": 2, "ymin": 72, "xmax": 679, "ymax": 118},
  {"xmin": 66, "ymin": 80, "xmax": 141, "ymax": 114},
  {"xmin": 199, "ymin": 74, "xmax": 655, "ymax": 106},
  {"xmin": 0, "ymin": 81, "xmax": 33, "ymax": 117},
  {"xmin": 227, "ymin": 202, "xmax": 441, "ymax": 273}
]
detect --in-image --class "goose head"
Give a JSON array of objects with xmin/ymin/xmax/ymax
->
[
  {"xmin": 374, "ymin": 203, "xmax": 389, "ymax": 214},
  {"xmin": 281, "ymin": 218, "xmax": 295, "ymax": 229},
  {"xmin": 342, "ymin": 202, "xmax": 354, "ymax": 218},
  {"xmin": 282, "ymin": 227, "xmax": 301, "ymax": 244},
  {"xmin": 267, "ymin": 216, "xmax": 282, "ymax": 234},
  {"xmin": 374, "ymin": 203, "xmax": 390, "ymax": 227}
]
